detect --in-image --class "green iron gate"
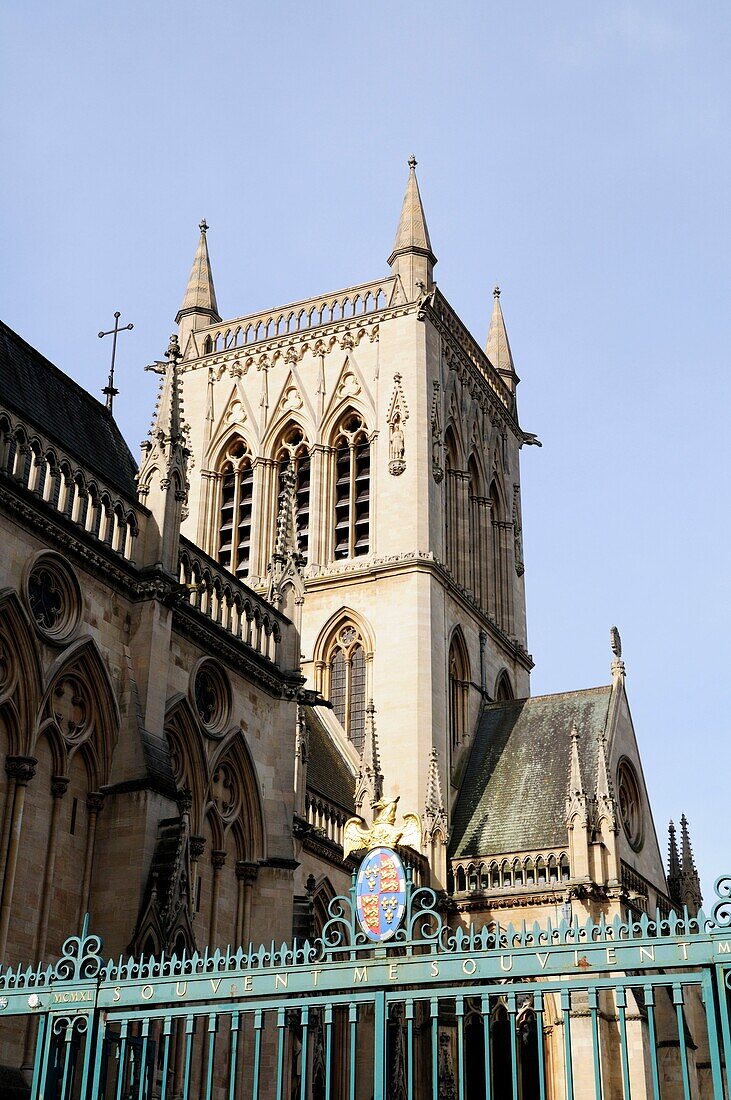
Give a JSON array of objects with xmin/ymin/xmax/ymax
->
[{"xmin": 1, "ymin": 871, "xmax": 730, "ymax": 1099}]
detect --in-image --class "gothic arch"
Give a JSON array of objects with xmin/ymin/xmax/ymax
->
[
  {"xmin": 320, "ymin": 399, "xmax": 372, "ymax": 450},
  {"xmin": 262, "ymin": 410, "xmax": 314, "ymax": 460},
  {"xmin": 444, "ymin": 422, "xmax": 466, "ymax": 470},
  {"xmin": 164, "ymin": 694, "xmax": 209, "ymax": 832},
  {"xmin": 311, "ymin": 875, "xmax": 336, "ymax": 937},
  {"xmin": 494, "ymin": 670, "xmax": 514, "ymax": 701},
  {"xmin": 448, "ymin": 627, "xmax": 471, "ymax": 755},
  {"xmin": 208, "ymin": 731, "xmax": 266, "ymax": 862},
  {"xmin": 38, "ymin": 636, "xmax": 119, "ymax": 788},
  {"xmin": 0, "ymin": 589, "xmax": 42, "ymax": 753},
  {"xmin": 313, "ymin": 606, "xmax": 375, "ymax": 666}
]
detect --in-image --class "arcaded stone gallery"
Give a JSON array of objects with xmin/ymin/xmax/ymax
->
[{"xmin": 0, "ymin": 160, "xmax": 718, "ymax": 1098}]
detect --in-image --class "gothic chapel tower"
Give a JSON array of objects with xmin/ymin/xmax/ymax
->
[{"xmin": 176, "ymin": 162, "xmax": 534, "ymax": 876}]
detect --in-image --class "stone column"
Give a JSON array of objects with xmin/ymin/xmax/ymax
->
[
  {"xmin": 307, "ymin": 444, "xmax": 328, "ymax": 566},
  {"xmin": 208, "ymin": 850, "xmax": 226, "ymax": 948},
  {"xmin": 0, "ymin": 756, "xmax": 37, "ymax": 958},
  {"xmin": 21, "ymin": 775, "xmax": 69, "ymax": 1069},
  {"xmin": 77, "ymin": 792, "xmax": 104, "ymax": 928},
  {"xmin": 190, "ymin": 835, "xmax": 206, "ymax": 921},
  {"xmin": 235, "ymin": 861, "xmax": 258, "ymax": 948}
]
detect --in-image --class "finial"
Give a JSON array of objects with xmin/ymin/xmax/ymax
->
[
  {"xmin": 199, "ymin": 218, "xmax": 209, "ymax": 234},
  {"xmin": 610, "ymin": 626, "xmax": 622, "ymax": 660},
  {"xmin": 493, "ymin": 285, "xmax": 501, "ymax": 298},
  {"xmin": 408, "ymin": 154, "xmax": 417, "ymax": 170}
]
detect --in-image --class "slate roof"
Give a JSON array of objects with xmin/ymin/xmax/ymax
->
[
  {"xmin": 0, "ymin": 320, "xmax": 139, "ymax": 500},
  {"xmin": 305, "ymin": 707, "xmax": 356, "ymax": 814},
  {"xmin": 450, "ymin": 686, "xmax": 613, "ymax": 859}
]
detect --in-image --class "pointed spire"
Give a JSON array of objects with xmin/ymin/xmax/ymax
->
[
  {"xmin": 486, "ymin": 285, "xmax": 518, "ymax": 392},
  {"xmin": 568, "ymin": 727, "xmax": 584, "ymax": 796},
  {"xmin": 677, "ymin": 816, "xmax": 703, "ymax": 915},
  {"xmin": 176, "ymin": 220, "xmax": 221, "ymax": 350},
  {"xmin": 266, "ymin": 463, "xmax": 305, "ymax": 608},
  {"xmin": 354, "ymin": 701, "xmax": 384, "ymax": 818},
  {"xmin": 136, "ymin": 335, "xmax": 189, "ymax": 572},
  {"xmin": 595, "ymin": 731, "xmax": 618, "ymax": 833},
  {"xmin": 668, "ymin": 820, "xmax": 682, "ymax": 902},
  {"xmin": 388, "ymin": 156, "xmax": 436, "ymax": 301},
  {"xmin": 565, "ymin": 725, "xmax": 590, "ymax": 829}
]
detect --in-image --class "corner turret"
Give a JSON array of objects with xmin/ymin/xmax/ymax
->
[
  {"xmin": 388, "ymin": 155, "xmax": 436, "ymax": 301},
  {"xmin": 176, "ymin": 219, "xmax": 221, "ymax": 355}
]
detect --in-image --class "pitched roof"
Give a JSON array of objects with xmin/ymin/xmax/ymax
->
[
  {"xmin": 450, "ymin": 686, "xmax": 613, "ymax": 859},
  {"xmin": 0, "ymin": 319, "xmax": 139, "ymax": 499},
  {"xmin": 305, "ymin": 707, "xmax": 356, "ymax": 814}
]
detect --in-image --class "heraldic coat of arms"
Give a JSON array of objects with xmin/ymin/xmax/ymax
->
[{"xmin": 343, "ymin": 798, "xmax": 422, "ymax": 942}]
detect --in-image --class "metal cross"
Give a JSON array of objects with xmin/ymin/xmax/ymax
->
[{"xmin": 98, "ymin": 311, "xmax": 134, "ymax": 413}]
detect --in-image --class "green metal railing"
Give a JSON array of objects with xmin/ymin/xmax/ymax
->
[{"xmin": 1, "ymin": 872, "xmax": 729, "ymax": 1099}]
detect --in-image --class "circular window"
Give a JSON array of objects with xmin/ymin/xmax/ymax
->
[
  {"xmin": 191, "ymin": 660, "xmax": 231, "ymax": 737},
  {"xmin": 617, "ymin": 759, "xmax": 644, "ymax": 851},
  {"xmin": 25, "ymin": 553, "xmax": 81, "ymax": 644}
]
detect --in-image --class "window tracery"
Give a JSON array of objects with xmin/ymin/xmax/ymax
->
[
  {"xmin": 217, "ymin": 438, "xmax": 254, "ymax": 578},
  {"xmin": 332, "ymin": 412, "xmax": 370, "ymax": 559},
  {"xmin": 275, "ymin": 424, "xmax": 311, "ymax": 561},
  {"xmin": 617, "ymin": 759, "xmax": 643, "ymax": 851},
  {"xmin": 53, "ymin": 677, "xmax": 90, "ymax": 743},
  {"xmin": 326, "ymin": 623, "xmax": 367, "ymax": 752},
  {"xmin": 25, "ymin": 554, "xmax": 81, "ymax": 644}
]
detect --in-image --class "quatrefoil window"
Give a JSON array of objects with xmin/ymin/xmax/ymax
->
[
  {"xmin": 191, "ymin": 660, "xmax": 231, "ymax": 738},
  {"xmin": 25, "ymin": 553, "xmax": 81, "ymax": 643}
]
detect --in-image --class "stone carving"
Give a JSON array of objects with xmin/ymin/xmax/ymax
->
[
  {"xmin": 53, "ymin": 677, "xmax": 89, "ymax": 743},
  {"xmin": 512, "ymin": 484, "xmax": 524, "ymax": 577},
  {"xmin": 431, "ymin": 381, "xmax": 443, "ymax": 483},
  {"xmin": 387, "ymin": 374, "xmax": 409, "ymax": 476}
]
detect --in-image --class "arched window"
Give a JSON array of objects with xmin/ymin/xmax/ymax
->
[
  {"xmin": 275, "ymin": 424, "xmax": 311, "ymax": 561},
  {"xmin": 444, "ymin": 427, "xmax": 460, "ymax": 577},
  {"xmin": 490, "ymin": 480, "xmax": 507, "ymax": 630},
  {"xmin": 448, "ymin": 630, "xmax": 470, "ymax": 753},
  {"xmin": 495, "ymin": 671, "xmax": 514, "ymax": 702},
  {"xmin": 468, "ymin": 454, "xmax": 486, "ymax": 605},
  {"xmin": 326, "ymin": 623, "xmax": 367, "ymax": 752},
  {"xmin": 217, "ymin": 438, "xmax": 254, "ymax": 578},
  {"xmin": 333, "ymin": 412, "xmax": 370, "ymax": 559}
]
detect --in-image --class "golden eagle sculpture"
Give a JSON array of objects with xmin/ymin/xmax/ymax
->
[{"xmin": 343, "ymin": 797, "xmax": 422, "ymax": 860}]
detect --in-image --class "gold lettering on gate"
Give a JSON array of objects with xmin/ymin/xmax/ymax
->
[
  {"xmin": 353, "ymin": 967, "xmax": 368, "ymax": 983},
  {"xmin": 52, "ymin": 990, "xmax": 93, "ymax": 1004},
  {"xmin": 176, "ymin": 982, "xmax": 188, "ymax": 998},
  {"xmin": 113, "ymin": 987, "xmax": 121, "ymax": 1003},
  {"xmin": 430, "ymin": 961, "xmax": 439, "ymax": 977},
  {"xmin": 605, "ymin": 948, "xmax": 617, "ymax": 965},
  {"xmin": 275, "ymin": 974, "xmax": 288, "ymax": 989},
  {"xmin": 718, "ymin": 942, "xmax": 730, "ymax": 954},
  {"xmin": 310, "ymin": 970, "xmax": 322, "ymax": 987},
  {"xmin": 677, "ymin": 942, "xmax": 690, "ymax": 960},
  {"xmin": 639, "ymin": 946, "xmax": 655, "ymax": 963},
  {"xmin": 536, "ymin": 953, "xmax": 551, "ymax": 970},
  {"xmin": 500, "ymin": 956, "xmax": 513, "ymax": 972},
  {"xmin": 462, "ymin": 959, "xmax": 477, "ymax": 976},
  {"xmin": 244, "ymin": 975, "xmax": 253, "ymax": 991},
  {"xmin": 210, "ymin": 978, "xmax": 222, "ymax": 993},
  {"xmin": 389, "ymin": 964, "xmax": 399, "ymax": 981},
  {"xmin": 141, "ymin": 985, "xmax": 154, "ymax": 1001}
]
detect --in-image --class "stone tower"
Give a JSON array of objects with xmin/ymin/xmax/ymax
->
[{"xmin": 175, "ymin": 160, "xmax": 535, "ymax": 879}]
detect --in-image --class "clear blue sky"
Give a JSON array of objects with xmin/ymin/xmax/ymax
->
[{"xmin": 3, "ymin": 2, "xmax": 729, "ymax": 897}]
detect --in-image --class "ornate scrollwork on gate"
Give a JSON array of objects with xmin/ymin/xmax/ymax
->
[
  {"xmin": 53, "ymin": 918, "xmax": 103, "ymax": 982},
  {"xmin": 711, "ymin": 875, "xmax": 731, "ymax": 928}
]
